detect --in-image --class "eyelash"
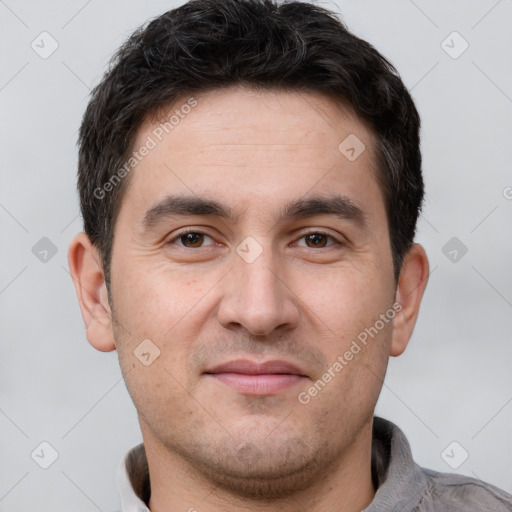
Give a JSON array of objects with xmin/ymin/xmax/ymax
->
[{"xmin": 168, "ymin": 229, "xmax": 343, "ymax": 249}]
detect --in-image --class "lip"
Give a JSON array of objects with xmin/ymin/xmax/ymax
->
[
  {"xmin": 204, "ymin": 359, "xmax": 308, "ymax": 395},
  {"xmin": 206, "ymin": 359, "xmax": 307, "ymax": 376}
]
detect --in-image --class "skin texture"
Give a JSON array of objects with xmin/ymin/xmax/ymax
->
[{"xmin": 68, "ymin": 85, "xmax": 429, "ymax": 512}]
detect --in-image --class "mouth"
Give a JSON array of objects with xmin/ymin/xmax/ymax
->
[{"xmin": 203, "ymin": 359, "xmax": 309, "ymax": 395}]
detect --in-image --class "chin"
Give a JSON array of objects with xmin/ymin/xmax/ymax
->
[{"xmin": 178, "ymin": 435, "xmax": 336, "ymax": 501}]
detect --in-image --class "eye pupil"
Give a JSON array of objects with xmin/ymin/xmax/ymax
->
[
  {"xmin": 182, "ymin": 233, "xmax": 203, "ymax": 247},
  {"xmin": 306, "ymin": 233, "xmax": 327, "ymax": 248}
]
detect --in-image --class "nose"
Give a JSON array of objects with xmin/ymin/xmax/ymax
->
[{"xmin": 217, "ymin": 245, "xmax": 300, "ymax": 337}]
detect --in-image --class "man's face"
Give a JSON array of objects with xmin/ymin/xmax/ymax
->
[{"xmin": 110, "ymin": 86, "xmax": 397, "ymax": 496}]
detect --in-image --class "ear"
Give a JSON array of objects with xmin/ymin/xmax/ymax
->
[
  {"xmin": 67, "ymin": 232, "xmax": 116, "ymax": 352},
  {"xmin": 390, "ymin": 243, "xmax": 429, "ymax": 357}
]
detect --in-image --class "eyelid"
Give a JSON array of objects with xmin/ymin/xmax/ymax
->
[
  {"xmin": 292, "ymin": 229, "xmax": 344, "ymax": 247},
  {"xmin": 168, "ymin": 228, "xmax": 217, "ymax": 247}
]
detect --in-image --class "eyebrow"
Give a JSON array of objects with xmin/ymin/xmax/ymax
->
[{"xmin": 141, "ymin": 194, "xmax": 367, "ymax": 231}]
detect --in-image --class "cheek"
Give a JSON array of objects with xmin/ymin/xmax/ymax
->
[
  {"xmin": 111, "ymin": 268, "xmax": 206, "ymax": 429},
  {"xmin": 296, "ymin": 265, "xmax": 395, "ymax": 389},
  {"xmin": 298, "ymin": 263, "xmax": 390, "ymax": 328},
  {"xmin": 113, "ymin": 258, "xmax": 210, "ymax": 336},
  {"xmin": 111, "ymin": 262, "xmax": 220, "ymax": 400},
  {"xmin": 120, "ymin": 357, "xmax": 205, "ymax": 440}
]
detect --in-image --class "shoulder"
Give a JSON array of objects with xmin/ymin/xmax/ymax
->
[
  {"xmin": 419, "ymin": 468, "xmax": 512, "ymax": 511},
  {"xmin": 369, "ymin": 417, "xmax": 512, "ymax": 512}
]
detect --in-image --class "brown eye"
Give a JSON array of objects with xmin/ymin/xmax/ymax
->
[
  {"xmin": 304, "ymin": 233, "xmax": 329, "ymax": 248},
  {"xmin": 172, "ymin": 231, "xmax": 215, "ymax": 248},
  {"xmin": 296, "ymin": 232, "xmax": 337, "ymax": 248},
  {"xmin": 180, "ymin": 233, "xmax": 204, "ymax": 247}
]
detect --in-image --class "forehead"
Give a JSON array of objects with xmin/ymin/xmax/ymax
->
[
  {"xmin": 147, "ymin": 86, "xmax": 375, "ymax": 154},
  {"xmin": 122, "ymin": 86, "xmax": 384, "ymax": 228}
]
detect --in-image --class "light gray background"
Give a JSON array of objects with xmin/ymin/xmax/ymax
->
[{"xmin": 1, "ymin": 0, "xmax": 511, "ymax": 510}]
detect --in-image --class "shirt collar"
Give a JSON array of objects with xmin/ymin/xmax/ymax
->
[
  {"xmin": 363, "ymin": 417, "xmax": 428, "ymax": 511},
  {"xmin": 117, "ymin": 416, "xmax": 428, "ymax": 511},
  {"xmin": 117, "ymin": 443, "xmax": 150, "ymax": 512}
]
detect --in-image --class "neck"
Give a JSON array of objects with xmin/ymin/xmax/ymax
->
[{"xmin": 143, "ymin": 419, "xmax": 376, "ymax": 512}]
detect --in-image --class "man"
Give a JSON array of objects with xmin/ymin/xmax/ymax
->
[{"xmin": 67, "ymin": 0, "xmax": 512, "ymax": 510}]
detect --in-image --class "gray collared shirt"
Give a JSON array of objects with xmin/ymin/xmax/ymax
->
[{"xmin": 117, "ymin": 416, "xmax": 512, "ymax": 511}]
